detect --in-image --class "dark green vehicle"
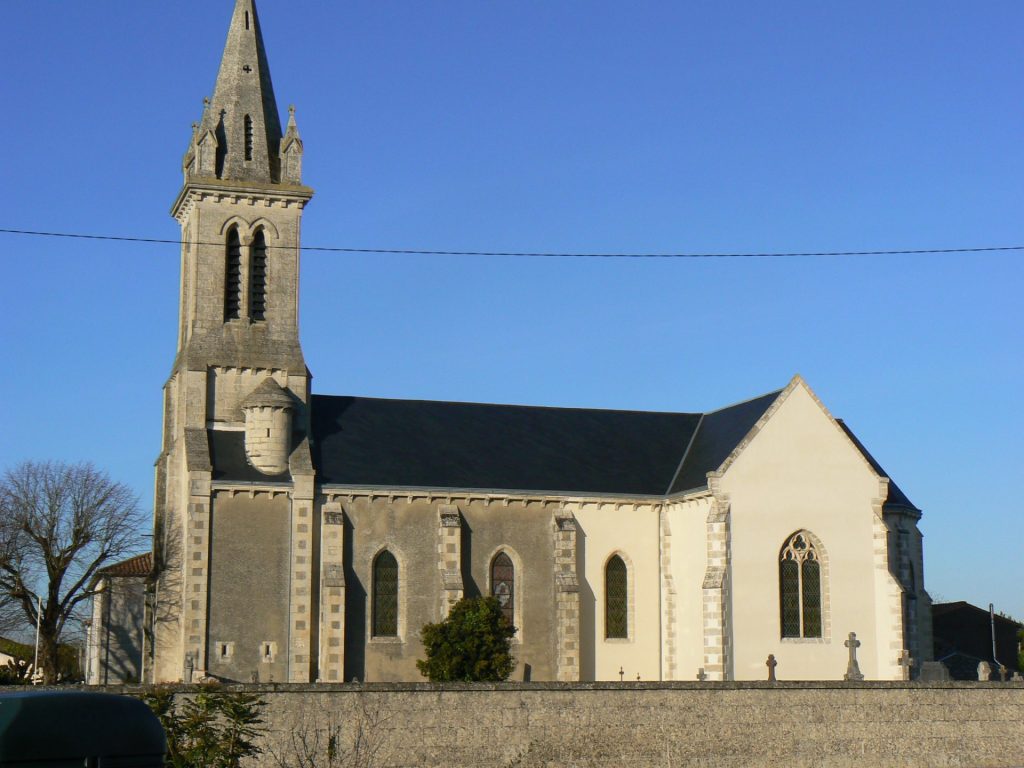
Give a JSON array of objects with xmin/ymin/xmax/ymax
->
[{"xmin": 0, "ymin": 692, "xmax": 165, "ymax": 767}]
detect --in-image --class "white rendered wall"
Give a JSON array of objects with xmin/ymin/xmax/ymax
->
[
  {"xmin": 718, "ymin": 382, "xmax": 899, "ymax": 681},
  {"xmin": 574, "ymin": 502, "xmax": 661, "ymax": 682},
  {"xmin": 665, "ymin": 497, "xmax": 712, "ymax": 680}
]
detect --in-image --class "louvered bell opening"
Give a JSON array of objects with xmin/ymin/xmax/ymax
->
[
  {"xmin": 224, "ymin": 229, "xmax": 242, "ymax": 320},
  {"xmin": 249, "ymin": 230, "xmax": 267, "ymax": 321}
]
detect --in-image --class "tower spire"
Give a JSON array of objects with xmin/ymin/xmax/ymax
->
[{"xmin": 207, "ymin": 0, "xmax": 283, "ymax": 183}]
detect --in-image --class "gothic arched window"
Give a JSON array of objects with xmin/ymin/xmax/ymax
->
[
  {"xmin": 224, "ymin": 228, "xmax": 242, "ymax": 320},
  {"xmin": 780, "ymin": 532, "xmax": 823, "ymax": 638},
  {"xmin": 249, "ymin": 230, "xmax": 267, "ymax": 322},
  {"xmin": 605, "ymin": 555, "xmax": 628, "ymax": 639},
  {"xmin": 372, "ymin": 550, "xmax": 398, "ymax": 637},
  {"xmin": 490, "ymin": 552, "xmax": 515, "ymax": 626}
]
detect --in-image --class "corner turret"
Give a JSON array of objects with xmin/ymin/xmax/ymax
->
[{"xmin": 240, "ymin": 378, "xmax": 294, "ymax": 475}]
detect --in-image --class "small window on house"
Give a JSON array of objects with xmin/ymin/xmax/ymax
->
[
  {"xmin": 372, "ymin": 550, "xmax": 398, "ymax": 637},
  {"xmin": 780, "ymin": 532, "xmax": 823, "ymax": 639},
  {"xmin": 249, "ymin": 229, "xmax": 267, "ymax": 321},
  {"xmin": 261, "ymin": 642, "xmax": 275, "ymax": 662},
  {"xmin": 224, "ymin": 228, "xmax": 242, "ymax": 320},
  {"xmin": 217, "ymin": 642, "xmax": 234, "ymax": 661},
  {"xmin": 244, "ymin": 114, "xmax": 254, "ymax": 161},
  {"xmin": 605, "ymin": 555, "xmax": 628, "ymax": 639},
  {"xmin": 490, "ymin": 552, "xmax": 515, "ymax": 627}
]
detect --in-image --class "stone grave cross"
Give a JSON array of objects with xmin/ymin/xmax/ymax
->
[
  {"xmin": 898, "ymin": 650, "xmax": 914, "ymax": 681},
  {"xmin": 697, "ymin": 668, "xmax": 708, "ymax": 682},
  {"xmin": 766, "ymin": 654, "xmax": 777, "ymax": 682},
  {"xmin": 844, "ymin": 632, "xmax": 864, "ymax": 681}
]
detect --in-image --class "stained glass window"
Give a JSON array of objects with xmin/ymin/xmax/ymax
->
[
  {"xmin": 780, "ymin": 555, "xmax": 800, "ymax": 638},
  {"xmin": 801, "ymin": 557, "xmax": 822, "ymax": 638},
  {"xmin": 224, "ymin": 228, "xmax": 242, "ymax": 320},
  {"xmin": 779, "ymin": 532, "xmax": 823, "ymax": 639},
  {"xmin": 605, "ymin": 555, "xmax": 628, "ymax": 639},
  {"xmin": 491, "ymin": 552, "xmax": 514, "ymax": 627},
  {"xmin": 249, "ymin": 230, "xmax": 267, "ymax": 322},
  {"xmin": 372, "ymin": 550, "xmax": 398, "ymax": 637}
]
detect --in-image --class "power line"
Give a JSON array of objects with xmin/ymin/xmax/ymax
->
[{"xmin": 0, "ymin": 227, "xmax": 1021, "ymax": 260}]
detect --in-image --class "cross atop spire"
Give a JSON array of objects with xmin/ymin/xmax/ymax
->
[{"xmin": 201, "ymin": 0, "xmax": 284, "ymax": 184}]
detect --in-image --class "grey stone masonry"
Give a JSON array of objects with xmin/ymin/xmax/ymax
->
[
  {"xmin": 553, "ymin": 513, "xmax": 580, "ymax": 682},
  {"xmin": 319, "ymin": 502, "xmax": 346, "ymax": 683},
  {"xmin": 702, "ymin": 497, "xmax": 731, "ymax": 680},
  {"xmin": 288, "ymin": 474, "xmax": 316, "ymax": 682},
  {"xmin": 437, "ymin": 505, "xmax": 464, "ymax": 617},
  {"xmin": 95, "ymin": 682, "xmax": 1024, "ymax": 768}
]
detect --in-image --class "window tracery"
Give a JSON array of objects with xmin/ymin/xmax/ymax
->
[{"xmin": 780, "ymin": 532, "xmax": 823, "ymax": 638}]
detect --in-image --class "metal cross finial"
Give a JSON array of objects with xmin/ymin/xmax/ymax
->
[
  {"xmin": 766, "ymin": 654, "xmax": 777, "ymax": 682},
  {"xmin": 618, "ymin": 666, "xmax": 624, "ymax": 682},
  {"xmin": 844, "ymin": 632, "xmax": 864, "ymax": 681},
  {"xmin": 898, "ymin": 650, "xmax": 914, "ymax": 681}
]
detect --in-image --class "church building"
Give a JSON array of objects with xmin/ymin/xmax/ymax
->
[{"xmin": 90, "ymin": 0, "xmax": 932, "ymax": 685}]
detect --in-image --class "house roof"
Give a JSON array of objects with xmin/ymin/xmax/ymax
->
[{"xmin": 98, "ymin": 552, "xmax": 153, "ymax": 578}]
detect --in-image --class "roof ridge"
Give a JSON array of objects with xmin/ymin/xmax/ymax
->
[
  {"xmin": 664, "ymin": 413, "xmax": 704, "ymax": 495},
  {"xmin": 310, "ymin": 392, "xmax": 700, "ymax": 417},
  {"xmin": 702, "ymin": 388, "xmax": 785, "ymax": 416}
]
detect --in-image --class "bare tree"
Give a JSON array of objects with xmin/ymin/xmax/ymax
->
[
  {"xmin": 0, "ymin": 461, "xmax": 145, "ymax": 683},
  {"xmin": 267, "ymin": 693, "xmax": 393, "ymax": 768}
]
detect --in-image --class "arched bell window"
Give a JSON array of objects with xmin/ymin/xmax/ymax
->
[
  {"xmin": 779, "ymin": 531, "xmax": 823, "ymax": 638},
  {"xmin": 605, "ymin": 555, "xmax": 628, "ymax": 639},
  {"xmin": 224, "ymin": 227, "xmax": 242, "ymax": 321},
  {"xmin": 249, "ymin": 229, "xmax": 267, "ymax": 322},
  {"xmin": 490, "ymin": 552, "xmax": 515, "ymax": 626},
  {"xmin": 372, "ymin": 550, "xmax": 398, "ymax": 637}
]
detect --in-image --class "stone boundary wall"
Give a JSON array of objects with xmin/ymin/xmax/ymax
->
[{"xmin": 101, "ymin": 681, "xmax": 1023, "ymax": 768}]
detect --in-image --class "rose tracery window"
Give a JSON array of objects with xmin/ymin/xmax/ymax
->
[
  {"xmin": 490, "ymin": 552, "xmax": 514, "ymax": 626},
  {"xmin": 780, "ymin": 532, "xmax": 823, "ymax": 639}
]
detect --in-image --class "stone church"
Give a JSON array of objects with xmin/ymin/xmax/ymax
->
[{"xmin": 89, "ymin": 0, "xmax": 932, "ymax": 685}]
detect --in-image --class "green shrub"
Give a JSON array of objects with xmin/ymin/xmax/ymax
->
[
  {"xmin": 416, "ymin": 596, "xmax": 516, "ymax": 682},
  {"xmin": 144, "ymin": 685, "xmax": 265, "ymax": 768}
]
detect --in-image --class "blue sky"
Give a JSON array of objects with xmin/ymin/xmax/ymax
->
[{"xmin": 1, "ymin": 1, "xmax": 1021, "ymax": 620}]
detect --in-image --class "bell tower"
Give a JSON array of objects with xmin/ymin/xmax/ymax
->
[{"xmin": 151, "ymin": 0, "xmax": 315, "ymax": 683}]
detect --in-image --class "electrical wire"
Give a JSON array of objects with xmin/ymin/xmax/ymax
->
[{"xmin": 0, "ymin": 227, "xmax": 1021, "ymax": 259}]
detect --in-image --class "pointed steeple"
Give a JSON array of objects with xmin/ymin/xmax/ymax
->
[{"xmin": 206, "ymin": 0, "xmax": 283, "ymax": 184}]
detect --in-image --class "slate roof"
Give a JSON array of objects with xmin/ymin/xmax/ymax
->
[
  {"xmin": 99, "ymin": 552, "xmax": 153, "ymax": 578},
  {"xmin": 309, "ymin": 391, "xmax": 782, "ymax": 496},
  {"xmin": 835, "ymin": 420, "xmax": 918, "ymax": 510},
  {"xmin": 209, "ymin": 429, "xmax": 291, "ymax": 483},
  {"xmin": 206, "ymin": 385, "xmax": 916, "ymax": 502}
]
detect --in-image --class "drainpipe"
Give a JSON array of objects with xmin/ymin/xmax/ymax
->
[{"xmin": 990, "ymin": 603, "xmax": 1003, "ymax": 670}]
